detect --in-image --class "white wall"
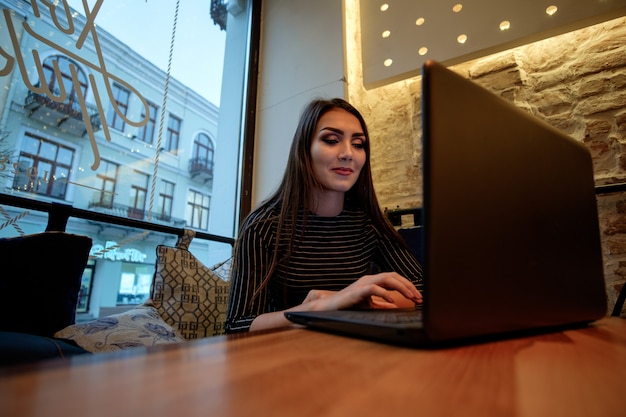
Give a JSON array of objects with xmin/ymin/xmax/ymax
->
[{"xmin": 253, "ymin": 0, "xmax": 346, "ymax": 207}]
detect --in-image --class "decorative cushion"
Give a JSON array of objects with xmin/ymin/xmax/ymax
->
[
  {"xmin": 150, "ymin": 229, "xmax": 230, "ymax": 340},
  {"xmin": 53, "ymin": 303, "xmax": 185, "ymax": 352},
  {"xmin": 0, "ymin": 331, "xmax": 90, "ymax": 367},
  {"xmin": 210, "ymin": 257, "xmax": 232, "ymax": 282},
  {"xmin": 0, "ymin": 232, "xmax": 92, "ymax": 337}
]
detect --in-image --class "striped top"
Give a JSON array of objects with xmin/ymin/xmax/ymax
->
[{"xmin": 225, "ymin": 204, "xmax": 424, "ymax": 333}]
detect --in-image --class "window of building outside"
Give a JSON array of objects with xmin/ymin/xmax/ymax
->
[
  {"xmin": 137, "ymin": 101, "xmax": 158, "ymax": 145},
  {"xmin": 165, "ymin": 114, "xmax": 182, "ymax": 155},
  {"xmin": 107, "ymin": 82, "xmax": 130, "ymax": 132},
  {"xmin": 0, "ymin": 0, "xmax": 256, "ymax": 321}
]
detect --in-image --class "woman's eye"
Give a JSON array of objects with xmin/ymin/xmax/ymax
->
[
  {"xmin": 322, "ymin": 135, "xmax": 339, "ymax": 144},
  {"xmin": 352, "ymin": 141, "xmax": 365, "ymax": 149}
]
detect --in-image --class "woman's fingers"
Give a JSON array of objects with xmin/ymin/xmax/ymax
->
[
  {"xmin": 369, "ymin": 295, "xmax": 401, "ymax": 309},
  {"xmin": 362, "ymin": 272, "xmax": 422, "ymax": 304},
  {"xmin": 302, "ymin": 272, "xmax": 422, "ymax": 311}
]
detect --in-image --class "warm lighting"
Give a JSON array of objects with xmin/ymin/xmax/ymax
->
[
  {"xmin": 359, "ymin": 0, "xmax": 626, "ymax": 88},
  {"xmin": 418, "ymin": 47, "xmax": 428, "ymax": 56},
  {"xmin": 384, "ymin": 58, "xmax": 393, "ymax": 67},
  {"xmin": 546, "ymin": 5, "xmax": 558, "ymax": 16}
]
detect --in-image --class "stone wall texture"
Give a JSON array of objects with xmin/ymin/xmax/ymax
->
[{"xmin": 346, "ymin": 12, "xmax": 626, "ymax": 317}]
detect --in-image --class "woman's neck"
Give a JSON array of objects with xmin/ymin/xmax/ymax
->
[{"xmin": 310, "ymin": 189, "xmax": 344, "ymax": 217}]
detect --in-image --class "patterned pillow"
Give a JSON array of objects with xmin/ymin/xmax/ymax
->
[
  {"xmin": 210, "ymin": 257, "xmax": 232, "ymax": 282},
  {"xmin": 54, "ymin": 303, "xmax": 185, "ymax": 352},
  {"xmin": 150, "ymin": 229, "xmax": 230, "ymax": 340}
]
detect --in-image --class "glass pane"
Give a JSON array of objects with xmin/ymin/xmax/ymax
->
[
  {"xmin": 0, "ymin": 0, "xmax": 251, "ymax": 319},
  {"xmin": 57, "ymin": 146, "xmax": 73, "ymax": 166},
  {"xmin": 39, "ymin": 141, "xmax": 57, "ymax": 161}
]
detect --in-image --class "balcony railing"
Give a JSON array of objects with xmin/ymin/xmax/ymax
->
[
  {"xmin": 0, "ymin": 193, "xmax": 234, "ymax": 246},
  {"xmin": 24, "ymin": 90, "xmax": 102, "ymax": 137},
  {"xmin": 88, "ymin": 200, "xmax": 186, "ymax": 228},
  {"xmin": 188, "ymin": 157, "xmax": 214, "ymax": 183}
]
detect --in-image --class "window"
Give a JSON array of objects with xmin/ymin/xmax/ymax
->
[
  {"xmin": 128, "ymin": 170, "xmax": 149, "ymax": 220},
  {"xmin": 157, "ymin": 179, "xmax": 175, "ymax": 221},
  {"xmin": 165, "ymin": 114, "xmax": 181, "ymax": 154},
  {"xmin": 41, "ymin": 55, "xmax": 88, "ymax": 111},
  {"xmin": 186, "ymin": 190, "xmax": 210, "ymax": 230},
  {"xmin": 117, "ymin": 264, "xmax": 153, "ymax": 305},
  {"xmin": 137, "ymin": 101, "xmax": 158, "ymax": 144},
  {"xmin": 192, "ymin": 132, "xmax": 215, "ymax": 171},
  {"xmin": 12, "ymin": 133, "xmax": 74, "ymax": 199},
  {"xmin": 93, "ymin": 159, "xmax": 119, "ymax": 208},
  {"xmin": 107, "ymin": 83, "xmax": 130, "ymax": 132},
  {"xmin": 77, "ymin": 262, "xmax": 95, "ymax": 313},
  {"xmin": 0, "ymin": 1, "xmax": 258, "ymax": 316}
]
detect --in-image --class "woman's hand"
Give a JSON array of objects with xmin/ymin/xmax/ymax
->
[
  {"xmin": 301, "ymin": 272, "xmax": 422, "ymax": 311},
  {"xmin": 250, "ymin": 273, "xmax": 422, "ymax": 332}
]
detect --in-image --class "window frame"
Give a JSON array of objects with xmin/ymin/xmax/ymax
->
[
  {"xmin": 107, "ymin": 82, "xmax": 131, "ymax": 132},
  {"xmin": 186, "ymin": 189, "xmax": 211, "ymax": 230},
  {"xmin": 137, "ymin": 100, "xmax": 158, "ymax": 144},
  {"xmin": 13, "ymin": 132, "xmax": 75, "ymax": 200},
  {"xmin": 165, "ymin": 114, "xmax": 182, "ymax": 155},
  {"xmin": 128, "ymin": 170, "xmax": 150, "ymax": 220},
  {"xmin": 157, "ymin": 179, "xmax": 175, "ymax": 221},
  {"xmin": 0, "ymin": 0, "xmax": 261, "ymax": 241},
  {"xmin": 94, "ymin": 159, "xmax": 119, "ymax": 208},
  {"xmin": 42, "ymin": 55, "xmax": 88, "ymax": 110}
]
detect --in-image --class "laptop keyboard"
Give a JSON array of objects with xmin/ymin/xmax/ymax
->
[{"xmin": 339, "ymin": 308, "xmax": 423, "ymax": 326}]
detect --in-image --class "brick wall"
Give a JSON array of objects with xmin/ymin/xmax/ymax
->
[{"xmin": 347, "ymin": 15, "xmax": 626, "ymax": 317}]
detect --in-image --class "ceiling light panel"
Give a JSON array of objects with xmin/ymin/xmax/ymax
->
[{"xmin": 359, "ymin": 0, "xmax": 626, "ymax": 89}]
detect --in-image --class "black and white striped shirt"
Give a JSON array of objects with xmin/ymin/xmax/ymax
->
[{"xmin": 225, "ymin": 205, "xmax": 423, "ymax": 333}]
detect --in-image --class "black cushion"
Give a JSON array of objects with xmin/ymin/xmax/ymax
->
[
  {"xmin": 0, "ymin": 331, "xmax": 90, "ymax": 367},
  {"xmin": 0, "ymin": 232, "xmax": 92, "ymax": 337}
]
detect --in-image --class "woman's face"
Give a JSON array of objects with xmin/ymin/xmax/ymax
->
[{"xmin": 310, "ymin": 108, "xmax": 367, "ymax": 194}]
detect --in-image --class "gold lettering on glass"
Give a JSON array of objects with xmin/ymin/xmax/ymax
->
[{"xmin": 0, "ymin": 0, "xmax": 150, "ymax": 171}]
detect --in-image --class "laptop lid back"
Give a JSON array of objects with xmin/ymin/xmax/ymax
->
[{"xmin": 421, "ymin": 60, "xmax": 607, "ymax": 342}]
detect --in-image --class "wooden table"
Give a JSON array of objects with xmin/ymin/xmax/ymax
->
[{"xmin": 2, "ymin": 317, "xmax": 625, "ymax": 417}]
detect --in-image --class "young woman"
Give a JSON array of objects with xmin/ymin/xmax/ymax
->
[{"xmin": 225, "ymin": 98, "xmax": 423, "ymax": 333}]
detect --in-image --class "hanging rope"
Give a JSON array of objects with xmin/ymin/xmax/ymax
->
[
  {"xmin": 0, "ymin": 206, "xmax": 27, "ymax": 235},
  {"xmin": 148, "ymin": 0, "xmax": 180, "ymax": 221}
]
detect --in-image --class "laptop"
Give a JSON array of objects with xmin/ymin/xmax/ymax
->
[{"xmin": 284, "ymin": 60, "xmax": 608, "ymax": 347}]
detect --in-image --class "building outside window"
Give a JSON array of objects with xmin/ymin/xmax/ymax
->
[
  {"xmin": 157, "ymin": 179, "xmax": 175, "ymax": 222},
  {"xmin": 93, "ymin": 159, "xmax": 119, "ymax": 208},
  {"xmin": 117, "ymin": 263, "xmax": 153, "ymax": 306},
  {"xmin": 13, "ymin": 133, "xmax": 74, "ymax": 199},
  {"xmin": 191, "ymin": 132, "xmax": 215, "ymax": 174},
  {"xmin": 128, "ymin": 170, "xmax": 149, "ymax": 220},
  {"xmin": 0, "ymin": 0, "xmax": 257, "ymax": 319},
  {"xmin": 107, "ymin": 83, "xmax": 130, "ymax": 132},
  {"xmin": 165, "ymin": 114, "xmax": 181, "ymax": 155},
  {"xmin": 136, "ymin": 101, "xmax": 158, "ymax": 144},
  {"xmin": 42, "ymin": 55, "xmax": 88, "ymax": 108},
  {"xmin": 186, "ymin": 189, "xmax": 210, "ymax": 230}
]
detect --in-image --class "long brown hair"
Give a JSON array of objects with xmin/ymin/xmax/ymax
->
[{"xmin": 240, "ymin": 98, "xmax": 403, "ymax": 300}]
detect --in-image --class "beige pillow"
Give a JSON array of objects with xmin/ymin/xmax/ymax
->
[
  {"xmin": 150, "ymin": 229, "xmax": 230, "ymax": 340},
  {"xmin": 210, "ymin": 257, "xmax": 232, "ymax": 282},
  {"xmin": 54, "ymin": 303, "xmax": 185, "ymax": 352}
]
